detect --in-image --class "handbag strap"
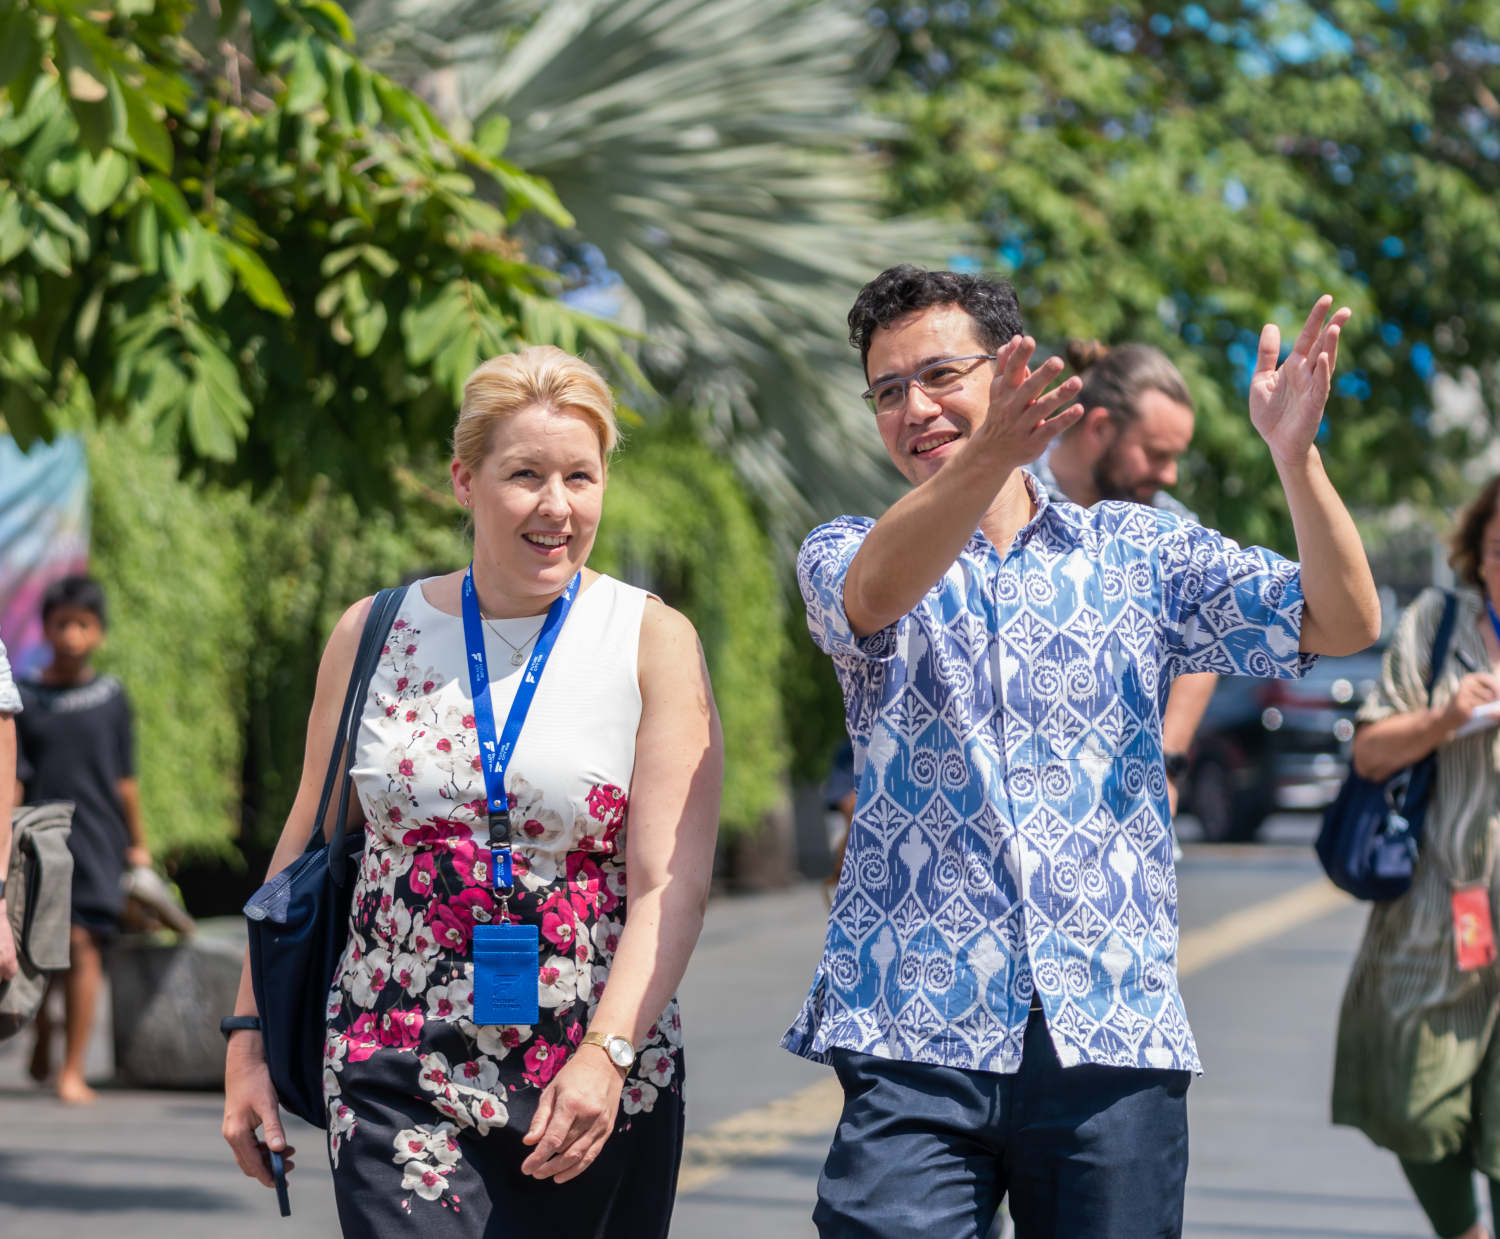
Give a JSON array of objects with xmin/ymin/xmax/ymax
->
[
  {"xmin": 329, "ymin": 586, "xmax": 409, "ymax": 884},
  {"xmin": 304, "ymin": 586, "xmax": 409, "ymax": 883},
  {"xmin": 1426, "ymin": 590, "xmax": 1459, "ymax": 701}
]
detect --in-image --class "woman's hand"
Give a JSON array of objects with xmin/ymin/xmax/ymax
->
[
  {"xmin": 1438, "ymin": 671, "xmax": 1500, "ymax": 734},
  {"xmin": 520, "ymin": 1046, "xmax": 624, "ymax": 1183},
  {"xmin": 1354, "ymin": 668, "xmax": 1500, "ymax": 781},
  {"xmin": 222, "ymin": 1033, "xmax": 296, "ymax": 1189}
]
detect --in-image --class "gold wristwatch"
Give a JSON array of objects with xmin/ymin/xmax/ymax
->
[{"xmin": 581, "ymin": 1030, "xmax": 635, "ymax": 1069}]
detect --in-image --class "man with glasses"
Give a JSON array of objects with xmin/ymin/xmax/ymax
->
[{"xmin": 785, "ymin": 265, "xmax": 1379, "ymax": 1237}]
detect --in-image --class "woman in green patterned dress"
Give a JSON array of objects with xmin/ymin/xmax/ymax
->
[{"xmin": 1342, "ymin": 476, "xmax": 1500, "ymax": 1239}]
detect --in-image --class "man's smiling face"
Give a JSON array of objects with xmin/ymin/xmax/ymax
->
[{"xmin": 865, "ymin": 303, "xmax": 1004, "ymax": 487}]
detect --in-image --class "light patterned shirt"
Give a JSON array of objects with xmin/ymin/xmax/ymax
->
[{"xmin": 783, "ymin": 475, "xmax": 1314, "ymax": 1074}]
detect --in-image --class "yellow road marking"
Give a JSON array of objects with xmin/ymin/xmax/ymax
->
[
  {"xmin": 677, "ymin": 875, "xmax": 1354, "ymax": 1194},
  {"xmin": 678, "ymin": 1076, "xmax": 845, "ymax": 1192},
  {"xmin": 1177, "ymin": 877, "xmax": 1352, "ymax": 978}
]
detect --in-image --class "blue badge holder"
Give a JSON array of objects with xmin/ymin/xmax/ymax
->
[{"xmin": 472, "ymin": 923, "xmax": 540, "ymax": 1026}]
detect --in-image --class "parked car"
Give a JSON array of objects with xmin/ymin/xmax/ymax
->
[{"xmin": 1183, "ymin": 648, "xmax": 1385, "ymax": 842}]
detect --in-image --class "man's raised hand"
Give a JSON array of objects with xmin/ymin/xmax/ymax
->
[
  {"xmin": 1248, "ymin": 296, "xmax": 1353, "ymax": 466},
  {"xmin": 977, "ymin": 336, "xmax": 1084, "ymax": 468}
]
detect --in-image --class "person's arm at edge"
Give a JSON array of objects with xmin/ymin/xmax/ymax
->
[
  {"xmin": 0, "ymin": 714, "xmax": 15, "ymax": 982},
  {"xmin": 1247, "ymin": 297, "xmax": 1380, "ymax": 656},
  {"xmin": 1280, "ymin": 448, "xmax": 1379, "ymax": 655},
  {"xmin": 1162, "ymin": 673, "xmax": 1218, "ymax": 755},
  {"xmin": 520, "ymin": 598, "xmax": 723, "ymax": 1182},
  {"xmin": 1162, "ymin": 672, "xmax": 1217, "ymax": 816},
  {"xmin": 221, "ymin": 595, "xmax": 372, "ymax": 1188},
  {"xmin": 1350, "ymin": 681, "xmax": 1500, "ymax": 782},
  {"xmin": 843, "ymin": 338, "xmax": 1084, "ymax": 637},
  {"xmin": 117, "ymin": 778, "xmax": 149, "ymax": 869}
]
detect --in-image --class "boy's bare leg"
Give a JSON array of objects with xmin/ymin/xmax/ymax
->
[
  {"xmin": 57, "ymin": 925, "xmax": 100, "ymax": 1105},
  {"xmin": 28, "ymin": 973, "xmax": 55, "ymax": 1083}
]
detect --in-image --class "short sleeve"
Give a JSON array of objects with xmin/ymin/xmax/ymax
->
[
  {"xmin": 1357, "ymin": 588, "xmax": 1447, "ymax": 726},
  {"xmin": 797, "ymin": 518, "xmax": 900, "ymax": 663},
  {"xmin": 1155, "ymin": 514, "xmax": 1316, "ymax": 680},
  {"xmin": 0, "ymin": 636, "xmax": 20, "ymax": 714}
]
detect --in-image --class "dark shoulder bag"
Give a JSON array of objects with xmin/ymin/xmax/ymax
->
[
  {"xmin": 1315, "ymin": 591, "xmax": 1457, "ymax": 901},
  {"xmin": 243, "ymin": 585, "xmax": 407, "ymax": 1126}
]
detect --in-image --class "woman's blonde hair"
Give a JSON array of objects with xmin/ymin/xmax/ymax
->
[{"xmin": 454, "ymin": 346, "xmax": 618, "ymax": 472}]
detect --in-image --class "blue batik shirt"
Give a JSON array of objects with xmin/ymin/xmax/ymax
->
[{"xmin": 782, "ymin": 474, "xmax": 1314, "ymax": 1074}]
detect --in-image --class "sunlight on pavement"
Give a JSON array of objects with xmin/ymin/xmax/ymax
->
[
  {"xmin": 678, "ymin": 1077, "xmax": 845, "ymax": 1193},
  {"xmin": 1177, "ymin": 878, "xmax": 1350, "ymax": 978}
]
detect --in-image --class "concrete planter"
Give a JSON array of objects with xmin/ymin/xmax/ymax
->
[{"xmin": 107, "ymin": 918, "xmax": 246, "ymax": 1088}]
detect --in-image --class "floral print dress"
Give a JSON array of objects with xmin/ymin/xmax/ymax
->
[{"xmin": 323, "ymin": 576, "xmax": 685, "ymax": 1238}]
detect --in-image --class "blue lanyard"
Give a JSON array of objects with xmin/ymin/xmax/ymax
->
[
  {"xmin": 1488, "ymin": 598, "xmax": 1500, "ymax": 653},
  {"xmin": 460, "ymin": 565, "xmax": 580, "ymax": 901}
]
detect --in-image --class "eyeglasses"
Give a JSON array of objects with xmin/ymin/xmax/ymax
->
[{"xmin": 861, "ymin": 354, "xmax": 997, "ymax": 416}]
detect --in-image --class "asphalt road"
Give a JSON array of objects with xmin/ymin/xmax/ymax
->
[{"xmin": 0, "ymin": 815, "xmax": 1470, "ymax": 1237}]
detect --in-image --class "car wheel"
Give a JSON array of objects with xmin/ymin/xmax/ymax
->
[
  {"xmin": 1189, "ymin": 757, "xmax": 1269, "ymax": 843},
  {"xmin": 1189, "ymin": 758, "xmax": 1236, "ymax": 843}
]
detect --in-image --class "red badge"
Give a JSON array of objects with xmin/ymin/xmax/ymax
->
[{"xmin": 1453, "ymin": 885, "xmax": 1498, "ymax": 972}]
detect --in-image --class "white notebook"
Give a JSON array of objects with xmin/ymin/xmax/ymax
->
[{"xmin": 1453, "ymin": 699, "xmax": 1500, "ymax": 739}]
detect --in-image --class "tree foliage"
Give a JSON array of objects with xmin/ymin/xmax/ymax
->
[
  {"xmin": 349, "ymin": 0, "xmax": 957, "ymax": 532},
  {"xmin": 0, "ymin": 0, "xmax": 624, "ymax": 509},
  {"xmin": 869, "ymin": 0, "xmax": 1500, "ymax": 548}
]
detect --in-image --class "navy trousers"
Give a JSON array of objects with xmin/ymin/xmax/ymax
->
[{"xmin": 815, "ymin": 1008, "xmax": 1191, "ymax": 1239}]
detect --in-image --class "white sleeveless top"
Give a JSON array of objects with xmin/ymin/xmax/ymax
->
[{"xmin": 351, "ymin": 573, "xmax": 648, "ymax": 873}]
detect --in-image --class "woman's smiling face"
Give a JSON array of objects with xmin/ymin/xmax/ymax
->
[{"xmin": 452, "ymin": 403, "xmax": 605, "ymax": 606}]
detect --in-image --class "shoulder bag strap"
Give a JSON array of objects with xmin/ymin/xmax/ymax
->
[
  {"xmin": 1427, "ymin": 590, "xmax": 1459, "ymax": 701},
  {"xmin": 303, "ymin": 587, "xmax": 408, "ymax": 863},
  {"xmin": 329, "ymin": 586, "xmax": 409, "ymax": 885},
  {"xmin": 305, "ymin": 590, "xmax": 395, "ymax": 855}
]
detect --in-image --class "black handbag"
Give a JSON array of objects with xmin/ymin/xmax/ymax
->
[
  {"xmin": 243, "ymin": 585, "xmax": 407, "ymax": 1126},
  {"xmin": 1315, "ymin": 591, "xmax": 1457, "ymax": 902}
]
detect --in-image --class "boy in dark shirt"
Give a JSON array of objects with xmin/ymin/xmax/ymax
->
[{"xmin": 16, "ymin": 576, "xmax": 149, "ymax": 1105}]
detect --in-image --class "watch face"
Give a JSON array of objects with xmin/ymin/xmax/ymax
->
[{"xmin": 608, "ymin": 1038, "xmax": 634, "ymax": 1068}]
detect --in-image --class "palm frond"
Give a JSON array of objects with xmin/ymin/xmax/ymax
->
[{"xmin": 349, "ymin": 0, "xmax": 963, "ymax": 530}]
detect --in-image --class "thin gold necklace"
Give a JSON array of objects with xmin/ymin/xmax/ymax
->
[{"xmin": 481, "ymin": 612, "xmax": 547, "ymax": 666}]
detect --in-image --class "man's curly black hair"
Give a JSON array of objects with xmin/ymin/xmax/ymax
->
[{"xmin": 848, "ymin": 265, "xmax": 1024, "ymax": 376}]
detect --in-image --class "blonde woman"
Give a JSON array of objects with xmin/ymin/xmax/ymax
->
[{"xmin": 222, "ymin": 347, "xmax": 724, "ymax": 1236}]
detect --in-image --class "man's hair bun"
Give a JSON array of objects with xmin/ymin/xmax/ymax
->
[{"xmin": 1065, "ymin": 338, "xmax": 1111, "ymax": 373}]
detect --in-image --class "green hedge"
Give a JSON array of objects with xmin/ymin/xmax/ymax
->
[
  {"xmin": 89, "ymin": 422, "xmax": 252, "ymax": 860},
  {"xmin": 591, "ymin": 430, "xmax": 790, "ymax": 836}
]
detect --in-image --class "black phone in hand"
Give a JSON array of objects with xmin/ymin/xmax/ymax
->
[{"xmin": 269, "ymin": 1149, "xmax": 290, "ymax": 1217}]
